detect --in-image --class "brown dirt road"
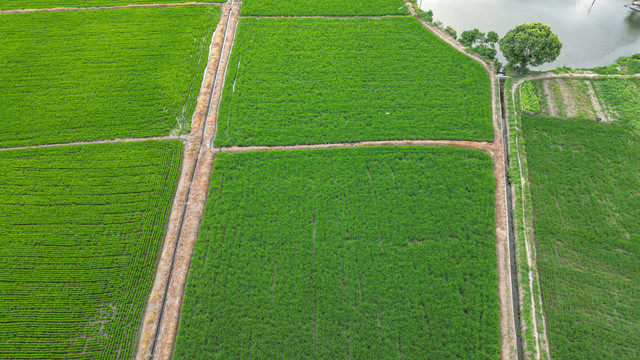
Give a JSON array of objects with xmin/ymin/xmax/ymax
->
[
  {"xmin": 135, "ymin": 2, "xmax": 239, "ymax": 359},
  {"xmin": 219, "ymin": 139, "xmax": 495, "ymax": 154}
]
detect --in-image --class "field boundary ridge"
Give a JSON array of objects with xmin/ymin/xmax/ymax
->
[{"xmin": 0, "ymin": 135, "xmax": 183, "ymax": 151}]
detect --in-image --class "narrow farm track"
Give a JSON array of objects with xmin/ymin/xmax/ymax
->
[
  {"xmin": 508, "ymin": 71, "xmax": 640, "ymax": 360},
  {"xmin": 216, "ymin": 139, "xmax": 495, "ymax": 154},
  {"xmin": 0, "ymin": 2, "xmax": 218, "ymax": 14},
  {"xmin": 135, "ymin": 1, "xmax": 240, "ymax": 359},
  {"xmin": 0, "ymin": 135, "xmax": 183, "ymax": 151}
]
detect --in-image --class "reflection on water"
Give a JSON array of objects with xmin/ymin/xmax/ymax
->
[{"xmin": 420, "ymin": 0, "xmax": 640, "ymax": 69}]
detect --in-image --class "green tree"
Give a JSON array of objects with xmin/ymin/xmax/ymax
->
[
  {"xmin": 460, "ymin": 28, "xmax": 484, "ymax": 47},
  {"xmin": 485, "ymin": 31, "xmax": 499, "ymax": 47},
  {"xmin": 499, "ymin": 22, "xmax": 562, "ymax": 70}
]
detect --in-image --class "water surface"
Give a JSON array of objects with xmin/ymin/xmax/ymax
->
[{"xmin": 419, "ymin": 0, "xmax": 640, "ymax": 69}]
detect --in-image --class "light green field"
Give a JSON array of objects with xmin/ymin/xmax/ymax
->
[
  {"xmin": 0, "ymin": 6, "xmax": 219, "ymax": 148},
  {"xmin": 0, "ymin": 141, "xmax": 182, "ymax": 359}
]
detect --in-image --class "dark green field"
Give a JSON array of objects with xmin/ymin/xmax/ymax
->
[
  {"xmin": 0, "ymin": 6, "xmax": 219, "ymax": 148},
  {"xmin": 0, "ymin": 141, "xmax": 182, "ymax": 359},
  {"xmin": 174, "ymin": 147, "xmax": 500, "ymax": 359},
  {"xmin": 523, "ymin": 116, "xmax": 640, "ymax": 359},
  {"xmin": 214, "ymin": 17, "xmax": 493, "ymax": 147}
]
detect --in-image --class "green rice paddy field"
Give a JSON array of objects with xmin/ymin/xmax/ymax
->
[
  {"xmin": 0, "ymin": 141, "xmax": 182, "ymax": 359},
  {"xmin": 0, "ymin": 6, "xmax": 219, "ymax": 148},
  {"xmin": 215, "ymin": 17, "xmax": 492, "ymax": 147},
  {"xmin": 0, "ymin": 0, "xmax": 221, "ymax": 10},
  {"xmin": 523, "ymin": 116, "xmax": 640, "ymax": 359},
  {"xmin": 240, "ymin": 0, "xmax": 406, "ymax": 16},
  {"xmin": 174, "ymin": 146, "xmax": 500, "ymax": 359}
]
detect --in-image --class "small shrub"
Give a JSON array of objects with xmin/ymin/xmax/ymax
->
[
  {"xmin": 445, "ymin": 26, "xmax": 457, "ymax": 39},
  {"xmin": 520, "ymin": 81, "xmax": 541, "ymax": 114}
]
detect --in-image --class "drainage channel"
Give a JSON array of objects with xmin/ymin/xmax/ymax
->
[{"xmin": 499, "ymin": 76, "xmax": 524, "ymax": 360}]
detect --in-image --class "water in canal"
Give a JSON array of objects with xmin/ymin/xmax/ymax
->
[{"xmin": 419, "ymin": 0, "xmax": 640, "ymax": 70}]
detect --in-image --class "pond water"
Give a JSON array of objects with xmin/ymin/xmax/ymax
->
[{"xmin": 419, "ymin": 0, "xmax": 640, "ymax": 70}]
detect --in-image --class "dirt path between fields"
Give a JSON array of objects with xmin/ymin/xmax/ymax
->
[
  {"xmin": 0, "ymin": 2, "xmax": 218, "ymax": 14},
  {"xmin": 218, "ymin": 139, "xmax": 494, "ymax": 154},
  {"xmin": 135, "ymin": 2, "xmax": 239, "ymax": 359},
  {"xmin": 0, "ymin": 135, "xmax": 183, "ymax": 152}
]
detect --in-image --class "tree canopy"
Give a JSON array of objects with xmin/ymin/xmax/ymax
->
[
  {"xmin": 499, "ymin": 22, "xmax": 562, "ymax": 70},
  {"xmin": 459, "ymin": 28, "xmax": 499, "ymax": 59}
]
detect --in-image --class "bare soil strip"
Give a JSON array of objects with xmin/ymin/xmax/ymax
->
[
  {"xmin": 135, "ymin": 2, "xmax": 240, "ymax": 359},
  {"xmin": 556, "ymin": 79, "xmax": 578, "ymax": 118},
  {"xmin": 217, "ymin": 139, "xmax": 494, "ymax": 154},
  {"xmin": 0, "ymin": 135, "xmax": 182, "ymax": 152},
  {"xmin": 542, "ymin": 80, "xmax": 558, "ymax": 118},
  {"xmin": 0, "ymin": 2, "xmax": 218, "ymax": 14},
  {"xmin": 586, "ymin": 81, "xmax": 609, "ymax": 122}
]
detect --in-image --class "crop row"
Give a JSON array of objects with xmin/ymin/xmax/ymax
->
[
  {"xmin": 0, "ymin": 141, "xmax": 182, "ymax": 359},
  {"xmin": 0, "ymin": 6, "xmax": 219, "ymax": 148},
  {"xmin": 214, "ymin": 17, "xmax": 493, "ymax": 147},
  {"xmin": 174, "ymin": 146, "xmax": 500, "ymax": 359}
]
